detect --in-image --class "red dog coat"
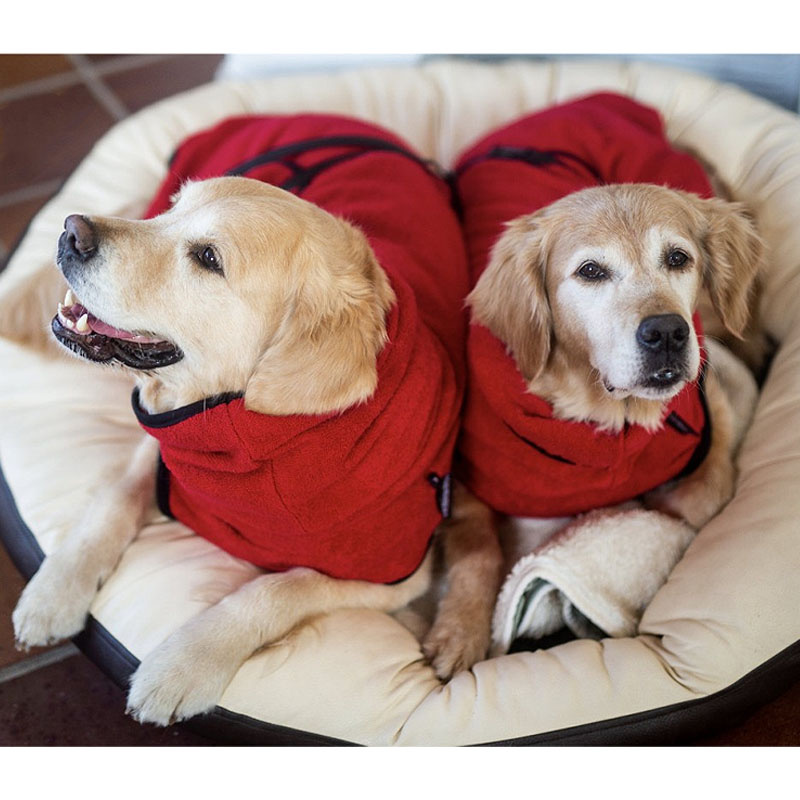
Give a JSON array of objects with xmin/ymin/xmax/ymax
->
[
  {"xmin": 134, "ymin": 115, "xmax": 469, "ymax": 583},
  {"xmin": 453, "ymin": 93, "xmax": 713, "ymax": 518}
]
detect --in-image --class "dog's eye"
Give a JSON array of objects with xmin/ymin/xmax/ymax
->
[
  {"xmin": 666, "ymin": 249, "xmax": 689, "ymax": 270},
  {"xmin": 576, "ymin": 261, "xmax": 608, "ymax": 282},
  {"xmin": 195, "ymin": 246, "xmax": 223, "ymax": 275}
]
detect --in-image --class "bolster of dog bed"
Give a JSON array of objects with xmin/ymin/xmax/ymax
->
[{"xmin": 1, "ymin": 58, "xmax": 799, "ymax": 745}]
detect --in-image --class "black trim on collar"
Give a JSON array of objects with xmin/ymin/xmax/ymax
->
[
  {"xmin": 672, "ymin": 363, "xmax": 712, "ymax": 482},
  {"xmin": 155, "ymin": 454, "xmax": 173, "ymax": 519},
  {"xmin": 131, "ymin": 388, "xmax": 244, "ymax": 429}
]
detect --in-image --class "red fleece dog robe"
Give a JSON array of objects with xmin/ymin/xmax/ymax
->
[
  {"xmin": 453, "ymin": 93, "xmax": 713, "ymax": 518},
  {"xmin": 134, "ymin": 115, "xmax": 469, "ymax": 583}
]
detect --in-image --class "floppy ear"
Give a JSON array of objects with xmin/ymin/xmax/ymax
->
[
  {"xmin": 244, "ymin": 219, "xmax": 395, "ymax": 416},
  {"xmin": 696, "ymin": 195, "xmax": 765, "ymax": 339},
  {"xmin": 467, "ymin": 213, "xmax": 552, "ymax": 381}
]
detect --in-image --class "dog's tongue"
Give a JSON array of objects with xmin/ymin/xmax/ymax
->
[
  {"xmin": 60, "ymin": 296, "xmax": 163, "ymax": 344},
  {"xmin": 61, "ymin": 297, "xmax": 167, "ymax": 345},
  {"xmin": 87, "ymin": 314, "xmax": 166, "ymax": 344},
  {"xmin": 85, "ymin": 313, "xmax": 163, "ymax": 343}
]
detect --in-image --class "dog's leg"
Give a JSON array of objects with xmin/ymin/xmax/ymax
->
[
  {"xmin": 644, "ymin": 367, "xmax": 743, "ymax": 529},
  {"xmin": 422, "ymin": 482, "xmax": 503, "ymax": 680},
  {"xmin": 126, "ymin": 553, "xmax": 434, "ymax": 726},
  {"xmin": 13, "ymin": 434, "xmax": 159, "ymax": 648}
]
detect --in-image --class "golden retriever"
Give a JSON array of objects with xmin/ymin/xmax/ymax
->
[
  {"xmin": 463, "ymin": 183, "xmax": 763, "ymax": 614},
  {"xmin": 11, "ymin": 176, "xmax": 502, "ymax": 725}
]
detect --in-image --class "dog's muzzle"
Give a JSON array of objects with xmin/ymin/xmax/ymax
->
[{"xmin": 52, "ymin": 215, "xmax": 184, "ymax": 370}]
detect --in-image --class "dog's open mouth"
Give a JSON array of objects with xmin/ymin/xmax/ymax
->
[{"xmin": 52, "ymin": 288, "xmax": 183, "ymax": 369}]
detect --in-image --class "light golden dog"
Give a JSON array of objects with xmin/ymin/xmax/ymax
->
[
  {"xmin": 11, "ymin": 176, "xmax": 502, "ymax": 725},
  {"xmin": 465, "ymin": 182, "xmax": 764, "ymax": 561}
]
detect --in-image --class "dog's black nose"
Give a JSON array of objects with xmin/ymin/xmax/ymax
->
[
  {"xmin": 63, "ymin": 214, "xmax": 97, "ymax": 260},
  {"xmin": 636, "ymin": 314, "xmax": 689, "ymax": 353}
]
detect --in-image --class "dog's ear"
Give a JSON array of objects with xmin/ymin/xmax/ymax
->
[
  {"xmin": 695, "ymin": 195, "xmax": 765, "ymax": 339},
  {"xmin": 244, "ymin": 219, "xmax": 395, "ymax": 416},
  {"xmin": 467, "ymin": 213, "xmax": 552, "ymax": 381}
]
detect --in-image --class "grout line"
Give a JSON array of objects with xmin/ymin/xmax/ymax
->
[
  {"xmin": 67, "ymin": 54, "xmax": 130, "ymax": 122},
  {"xmin": 0, "ymin": 54, "xmax": 170, "ymax": 106},
  {"xmin": 0, "ymin": 68, "xmax": 84, "ymax": 105},
  {"xmin": 90, "ymin": 53, "xmax": 174, "ymax": 78},
  {"xmin": 0, "ymin": 178, "xmax": 63, "ymax": 210},
  {"xmin": 0, "ymin": 643, "xmax": 79, "ymax": 684}
]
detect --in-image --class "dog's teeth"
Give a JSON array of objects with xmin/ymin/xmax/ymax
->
[
  {"xmin": 76, "ymin": 313, "xmax": 90, "ymax": 333},
  {"xmin": 64, "ymin": 288, "xmax": 75, "ymax": 307}
]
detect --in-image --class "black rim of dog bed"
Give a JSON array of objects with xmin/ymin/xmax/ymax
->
[{"xmin": 2, "ymin": 458, "xmax": 799, "ymax": 746}]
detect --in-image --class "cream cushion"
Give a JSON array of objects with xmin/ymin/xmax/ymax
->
[{"xmin": 1, "ymin": 58, "xmax": 799, "ymax": 745}]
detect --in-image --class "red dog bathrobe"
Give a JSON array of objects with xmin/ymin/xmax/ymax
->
[
  {"xmin": 453, "ymin": 93, "xmax": 713, "ymax": 518},
  {"xmin": 133, "ymin": 115, "xmax": 469, "ymax": 583}
]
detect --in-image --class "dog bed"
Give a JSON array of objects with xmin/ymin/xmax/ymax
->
[{"xmin": 1, "ymin": 58, "xmax": 799, "ymax": 745}]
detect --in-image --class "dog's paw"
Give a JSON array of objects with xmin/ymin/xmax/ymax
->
[
  {"xmin": 644, "ymin": 466, "xmax": 734, "ymax": 530},
  {"xmin": 126, "ymin": 627, "xmax": 241, "ymax": 726},
  {"xmin": 12, "ymin": 558, "xmax": 94, "ymax": 649},
  {"xmin": 422, "ymin": 612, "xmax": 490, "ymax": 681}
]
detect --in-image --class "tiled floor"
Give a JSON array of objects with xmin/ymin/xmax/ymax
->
[
  {"xmin": 1, "ymin": 54, "xmax": 798, "ymax": 747},
  {"xmin": 0, "ymin": 53, "xmax": 222, "ymax": 746},
  {"xmin": 0, "ymin": 54, "xmax": 223, "ymax": 264}
]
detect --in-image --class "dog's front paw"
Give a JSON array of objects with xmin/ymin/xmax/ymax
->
[
  {"xmin": 12, "ymin": 557, "xmax": 96, "ymax": 649},
  {"xmin": 126, "ymin": 625, "xmax": 242, "ymax": 726},
  {"xmin": 644, "ymin": 463, "xmax": 735, "ymax": 530},
  {"xmin": 422, "ymin": 610, "xmax": 490, "ymax": 681}
]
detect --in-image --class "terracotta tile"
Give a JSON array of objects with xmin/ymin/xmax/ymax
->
[
  {"xmin": 0, "ymin": 544, "xmax": 59, "ymax": 670},
  {"xmin": 83, "ymin": 54, "xmax": 130, "ymax": 63},
  {"xmin": 0, "ymin": 55, "xmax": 73, "ymax": 91},
  {"xmin": 104, "ymin": 54, "xmax": 223, "ymax": 113},
  {"xmin": 0, "ymin": 192, "xmax": 56, "ymax": 258},
  {"xmin": 692, "ymin": 679, "xmax": 800, "ymax": 746},
  {"xmin": 84, "ymin": 54, "xmax": 157, "ymax": 66},
  {"xmin": 0, "ymin": 84, "xmax": 116, "ymax": 195},
  {"xmin": 0, "ymin": 544, "xmax": 27, "ymax": 668},
  {"xmin": 0, "ymin": 653, "xmax": 213, "ymax": 745}
]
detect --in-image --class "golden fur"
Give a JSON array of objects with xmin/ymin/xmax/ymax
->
[
  {"xmin": 12, "ymin": 177, "xmax": 502, "ymax": 725},
  {"xmin": 61, "ymin": 178, "xmax": 396, "ymax": 416},
  {"xmin": 467, "ymin": 183, "xmax": 764, "ymax": 530}
]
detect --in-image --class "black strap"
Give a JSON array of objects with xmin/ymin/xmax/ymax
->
[
  {"xmin": 670, "ymin": 362, "xmax": 712, "ymax": 481},
  {"xmin": 454, "ymin": 144, "xmax": 605, "ymax": 184},
  {"xmin": 427, "ymin": 472, "xmax": 453, "ymax": 518},
  {"xmin": 503, "ymin": 421, "xmax": 577, "ymax": 466},
  {"xmin": 224, "ymin": 134, "xmax": 449, "ymax": 195}
]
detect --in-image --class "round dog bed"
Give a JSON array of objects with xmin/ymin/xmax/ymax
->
[{"xmin": 1, "ymin": 58, "xmax": 799, "ymax": 745}]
